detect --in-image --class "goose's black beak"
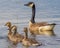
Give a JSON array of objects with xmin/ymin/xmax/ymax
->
[{"xmin": 24, "ymin": 4, "xmax": 29, "ymax": 6}]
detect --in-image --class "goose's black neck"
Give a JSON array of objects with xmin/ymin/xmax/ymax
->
[{"xmin": 31, "ymin": 4, "xmax": 35, "ymax": 23}]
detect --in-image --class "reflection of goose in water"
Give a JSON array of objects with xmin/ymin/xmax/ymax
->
[
  {"xmin": 31, "ymin": 30, "xmax": 56, "ymax": 36},
  {"xmin": 24, "ymin": 2, "xmax": 56, "ymax": 35}
]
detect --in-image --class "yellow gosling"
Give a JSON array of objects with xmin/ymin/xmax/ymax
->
[
  {"xmin": 24, "ymin": 2, "xmax": 56, "ymax": 35},
  {"xmin": 10, "ymin": 25, "xmax": 24, "ymax": 44},
  {"xmin": 5, "ymin": 22, "xmax": 24, "ymax": 45},
  {"xmin": 22, "ymin": 27, "xmax": 42, "ymax": 47},
  {"xmin": 5, "ymin": 22, "xmax": 12, "ymax": 39}
]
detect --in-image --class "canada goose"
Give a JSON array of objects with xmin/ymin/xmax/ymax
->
[
  {"xmin": 24, "ymin": 2, "xmax": 56, "ymax": 34},
  {"xmin": 5, "ymin": 22, "xmax": 12, "ymax": 39},
  {"xmin": 22, "ymin": 27, "xmax": 42, "ymax": 47},
  {"xmin": 8, "ymin": 25, "xmax": 24, "ymax": 44}
]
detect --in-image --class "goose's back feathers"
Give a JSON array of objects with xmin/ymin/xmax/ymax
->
[
  {"xmin": 30, "ymin": 22, "xmax": 56, "ymax": 27},
  {"xmin": 33, "ymin": 22, "xmax": 48, "ymax": 27}
]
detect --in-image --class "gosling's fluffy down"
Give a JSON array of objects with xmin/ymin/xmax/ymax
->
[
  {"xmin": 5, "ymin": 22, "xmax": 24, "ymax": 45},
  {"xmin": 22, "ymin": 27, "xmax": 42, "ymax": 46},
  {"xmin": 9, "ymin": 25, "xmax": 24, "ymax": 44}
]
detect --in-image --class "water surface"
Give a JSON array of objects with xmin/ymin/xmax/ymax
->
[{"xmin": 0, "ymin": 0, "xmax": 60, "ymax": 48}]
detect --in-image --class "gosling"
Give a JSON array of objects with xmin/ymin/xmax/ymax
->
[{"xmin": 22, "ymin": 27, "xmax": 42, "ymax": 47}]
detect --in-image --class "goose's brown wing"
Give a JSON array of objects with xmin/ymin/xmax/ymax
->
[{"xmin": 34, "ymin": 22, "xmax": 48, "ymax": 27}]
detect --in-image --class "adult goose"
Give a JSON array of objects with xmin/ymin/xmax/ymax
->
[
  {"xmin": 22, "ymin": 27, "xmax": 42, "ymax": 47},
  {"xmin": 24, "ymin": 2, "xmax": 56, "ymax": 34}
]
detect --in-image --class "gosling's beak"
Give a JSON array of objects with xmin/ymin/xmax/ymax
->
[
  {"xmin": 7, "ymin": 28, "xmax": 9, "ymax": 30},
  {"xmin": 24, "ymin": 4, "xmax": 29, "ymax": 6},
  {"xmin": 4, "ymin": 24, "xmax": 6, "ymax": 26}
]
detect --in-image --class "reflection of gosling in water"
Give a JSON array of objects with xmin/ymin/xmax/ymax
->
[
  {"xmin": 10, "ymin": 25, "xmax": 24, "ymax": 44},
  {"xmin": 22, "ymin": 27, "xmax": 42, "ymax": 47}
]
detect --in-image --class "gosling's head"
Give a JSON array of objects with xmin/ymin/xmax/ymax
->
[
  {"xmin": 23, "ymin": 27, "xmax": 28, "ymax": 33},
  {"xmin": 24, "ymin": 2, "xmax": 35, "ymax": 8},
  {"xmin": 11, "ymin": 25, "xmax": 17, "ymax": 33},
  {"xmin": 5, "ymin": 22, "xmax": 11, "ymax": 28}
]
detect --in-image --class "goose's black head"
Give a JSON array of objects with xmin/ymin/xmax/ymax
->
[
  {"xmin": 24, "ymin": 2, "xmax": 35, "ymax": 8},
  {"xmin": 24, "ymin": 2, "xmax": 35, "ymax": 23}
]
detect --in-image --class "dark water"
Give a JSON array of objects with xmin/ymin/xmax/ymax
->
[{"xmin": 0, "ymin": 0, "xmax": 60, "ymax": 48}]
